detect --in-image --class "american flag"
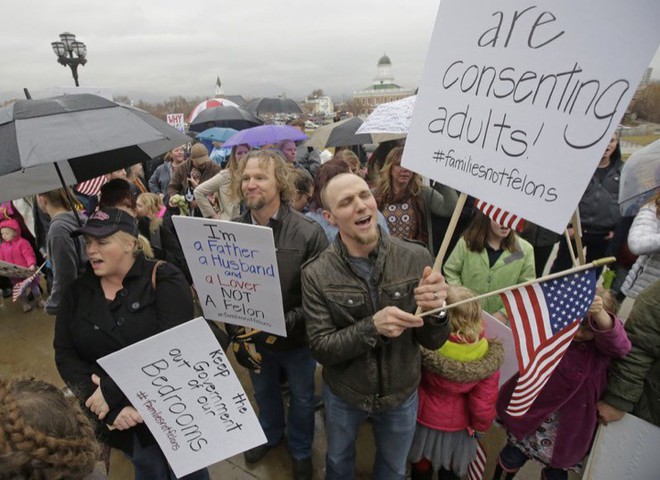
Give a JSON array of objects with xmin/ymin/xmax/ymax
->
[
  {"xmin": 500, "ymin": 268, "xmax": 596, "ymax": 416},
  {"xmin": 12, "ymin": 273, "xmax": 40, "ymax": 302},
  {"xmin": 467, "ymin": 440, "xmax": 486, "ymax": 480},
  {"xmin": 75, "ymin": 176, "xmax": 107, "ymax": 197},
  {"xmin": 474, "ymin": 199, "xmax": 525, "ymax": 232}
]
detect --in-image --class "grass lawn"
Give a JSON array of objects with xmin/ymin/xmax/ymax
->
[{"xmin": 620, "ymin": 134, "xmax": 660, "ymax": 146}]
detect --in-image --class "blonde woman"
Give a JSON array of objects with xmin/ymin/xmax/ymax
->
[
  {"xmin": 54, "ymin": 208, "xmax": 208, "ymax": 480},
  {"xmin": 194, "ymin": 143, "xmax": 250, "ymax": 219}
]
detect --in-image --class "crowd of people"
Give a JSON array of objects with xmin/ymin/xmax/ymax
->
[{"xmin": 0, "ymin": 124, "xmax": 658, "ymax": 480}]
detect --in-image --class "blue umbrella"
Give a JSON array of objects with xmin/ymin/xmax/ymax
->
[
  {"xmin": 196, "ymin": 127, "xmax": 238, "ymax": 142},
  {"xmin": 223, "ymin": 125, "xmax": 308, "ymax": 148}
]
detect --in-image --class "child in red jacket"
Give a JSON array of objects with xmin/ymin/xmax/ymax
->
[
  {"xmin": 409, "ymin": 286, "xmax": 504, "ymax": 480},
  {"xmin": 0, "ymin": 218, "xmax": 44, "ymax": 312}
]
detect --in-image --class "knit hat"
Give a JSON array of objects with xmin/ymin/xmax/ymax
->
[
  {"xmin": 72, "ymin": 208, "xmax": 138, "ymax": 238},
  {"xmin": 0, "ymin": 218, "xmax": 20, "ymax": 234},
  {"xmin": 190, "ymin": 143, "xmax": 210, "ymax": 165}
]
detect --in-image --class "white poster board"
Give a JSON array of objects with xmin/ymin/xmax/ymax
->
[
  {"xmin": 403, "ymin": 0, "xmax": 660, "ymax": 233},
  {"xmin": 583, "ymin": 414, "xmax": 660, "ymax": 479},
  {"xmin": 482, "ymin": 311, "xmax": 517, "ymax": 386},
  {"xmin": 98, "ymin": 318, "xmax": 266, "ymax": 478},
  {"xmin": 173, "ymin": 216, "xmax": 287, "ymax": 337},
  {"xmin": 167, "ymin": 113, "xmax": 185, "ymax": 132}
]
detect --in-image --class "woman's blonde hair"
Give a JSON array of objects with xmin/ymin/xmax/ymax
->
[
  {"xmin": 137, "ymin": 192, "xmax": 163, "ymax": 233},
  {"xmin": 114, "ymin": 230, "xmax": 154, "ymax": 259},
  {"xmin": 446, "ymin": 285, "xmax": 483, "ymax": 343},
  {"xmin": 376, "ymin": 146, "xmax": 422, "ymax": 202}
]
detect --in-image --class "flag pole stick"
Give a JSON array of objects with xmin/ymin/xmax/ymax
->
[
  {"xmin": 564, "ymin": 229, "xmax": 578, "ymax": 267},
  {"xmin": 572, "ymin": 208, "xmax": 586, "ymax": 265},
  {"xmin": 419, "ymin": 256, "xmax": 615, "ymax": 317},
  {"xmin": 415, "ymin": 191, "xmax": 467, "ymax": 315}
]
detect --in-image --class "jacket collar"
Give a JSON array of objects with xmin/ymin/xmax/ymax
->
[
  {"xmin": 239, "ymin": 203, "xmax": 291, "ymax": 232},
  {"xmin": 333, "ymin": 225, "xmax": 390, "ymax": 282}
]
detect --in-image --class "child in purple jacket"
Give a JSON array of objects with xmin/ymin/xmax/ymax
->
[
  {"xmin": 0, "ymin": 218, "xmax": 44, "ymax": 312},
  {"xmin": 493, "ymin": 292, "xmax": 631, "ymax": 480}
]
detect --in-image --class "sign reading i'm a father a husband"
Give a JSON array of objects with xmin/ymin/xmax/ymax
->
[
  {"xmin": 173, "ymin": 216, "xmax": 287, "ymax": 337},
  {"xmin": 403, "ymin": 0, "xmax": 660, "ymax": 234},
  {"xmin": 98, "ymin": 318, "xmax": 266, "ymax": 478}
]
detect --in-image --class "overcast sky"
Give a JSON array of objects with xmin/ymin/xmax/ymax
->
[{"xmin": 2, "ymin": 0, "xmax": 659, "ymax": 104}]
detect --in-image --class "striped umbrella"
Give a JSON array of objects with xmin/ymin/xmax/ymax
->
[{"xmin": 187, "ymin": 98, "xmax": 239, "ymax": 123}]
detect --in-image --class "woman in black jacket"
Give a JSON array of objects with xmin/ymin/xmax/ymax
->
[{"xmin": 54, "ymin": 207, "xmax": 207, "ymax": 480}]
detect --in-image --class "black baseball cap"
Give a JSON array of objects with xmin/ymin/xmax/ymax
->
[{"xmin": 72, "ymin": 208, "xmax": 138, "ymax": 238}]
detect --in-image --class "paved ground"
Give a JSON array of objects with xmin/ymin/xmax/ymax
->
[{"xmin": 0, "ymin": 290, "xmax": 602, "ymax": 479}]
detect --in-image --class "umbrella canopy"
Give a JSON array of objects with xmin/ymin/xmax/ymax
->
[
  {"xmin": 245, "ymin": 97, "xmax": 303, "ymax": 115},
  {"xmin": 189, "ymin": 106, "xmax": 263, "ymax": 132},
  {"xmin": 305, "ymin": 117, "xmax": 373, "ymax": 148},
  {"xmin": 187, "ymin": 98, "xmax": 239, "ymax": 123},
  {"xmin": 196, "ymin": 127, "xmax": 238, "ymax": 143},
  {"xmin": 223, "ymin": 125, "xmax": 308, "ymax": 149},
  {"xmin": 0, "ymin": 94, "xmax": 190, "ymax": 203},
  {"xmin": 356, "ymin": 95, "xmax": 416, "ymax": 135},
  {"xmin": 619, "ymin": 138, "xmax": 660, "ymax": 216}
]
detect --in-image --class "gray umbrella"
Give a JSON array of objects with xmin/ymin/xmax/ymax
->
[
  {"xmin": 245, "ymin": 97, "xmax": 303, "ymax": 115},
  {"xmin": 188, "ymin": 106, "xmax": 263, "ymax": 132},
  {"xmin": 0, "ymin": 94, "xmax": 190, "ymax": 203}
]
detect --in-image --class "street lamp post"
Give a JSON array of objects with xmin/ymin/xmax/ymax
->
[{"xmin": 51, "ymin": 32, "xmax": 87, "ymax": 87}]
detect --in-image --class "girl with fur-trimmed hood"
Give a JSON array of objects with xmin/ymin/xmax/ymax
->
[{"xmin": 409, "ymin": 286, "xmax": 504, "ymax": 479}]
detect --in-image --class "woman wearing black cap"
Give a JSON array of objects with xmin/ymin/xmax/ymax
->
[{"xmin": 53, "ymin": 207, "xmax": 208, "ymax": 480}]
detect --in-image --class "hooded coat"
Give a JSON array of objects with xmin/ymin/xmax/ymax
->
[{"xmin": 0, "ymin": 218, "xmax": 36, "ymax": 269}]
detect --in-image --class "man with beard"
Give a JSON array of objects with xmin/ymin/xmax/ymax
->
[
  {"xmin": 229, "ymin": 150, "xmax": 327, "ymax": 480},
  {"xmin": 302, "ymin": 173, "xmax": 450, "ymax": 479}
]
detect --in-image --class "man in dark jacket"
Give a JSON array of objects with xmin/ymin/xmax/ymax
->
[
  {"xmin": 228, "ymin": 150, "xmax": 328, "ymax": 480},
  {"xmin": 597, "ymin": 280, "xmax": 660, "ymax": 427},
  {"xmin": 301, "ymin": 173, "xmax": 450, "ymax": 479}
]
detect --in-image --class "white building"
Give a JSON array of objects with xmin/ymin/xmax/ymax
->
[
  {"xmin": 352, "ymin": 54, "xmax": 415, "ymax": 114},
  {"xmin": 302, "ymin": 95, "xmax": 334, "ymax": 116}
]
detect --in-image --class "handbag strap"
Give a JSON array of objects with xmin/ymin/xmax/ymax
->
[{"xmin": 151, "ymin": 260, "xmax": 166, "ymax": 290}]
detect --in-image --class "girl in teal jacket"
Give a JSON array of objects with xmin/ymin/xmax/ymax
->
[{"xmin": 443, "ymin": 212, "xmax": 535, "ymax": 323}]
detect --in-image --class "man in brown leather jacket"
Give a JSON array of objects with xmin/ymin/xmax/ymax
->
[
  {"xmin": 302, "ymin": 173, "xmax": 450, "ymax": 479},
  {"xmin": 229, "ymin": 150, "xmax": 327, "ymax": 480}
]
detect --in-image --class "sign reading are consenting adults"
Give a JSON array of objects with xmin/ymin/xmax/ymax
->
[
  {"xmin": 173, "ymin": 216, "xmax": 287, "ymax": 337},
  {"xmin": 403, "ymin": 0, "xmax": 660, "ymax": 234}
]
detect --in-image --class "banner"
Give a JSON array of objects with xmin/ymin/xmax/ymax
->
[
  {"xmin": 98, "ymin": 318, "xmax": 266, "ymax": 478},
  {"xmin": 173, "ymin": 216, "xmax": 287, "ymax": 337},
  {"xmin": 403, "ymin": 0, "xmax": 660, "ymax": 233},
  {"xmin": 167, "ymin": 113, "xmax": 185, "ymax": 132}
]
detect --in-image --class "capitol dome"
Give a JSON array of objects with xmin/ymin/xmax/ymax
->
[{"xmin": 377, "ymin": 53, "xmax": 391, "ymax": 66}]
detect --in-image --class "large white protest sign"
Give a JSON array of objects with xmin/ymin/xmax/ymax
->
[
  {"xmin": 98, "ymin": 318, "xmax": 266, "ymax": 478},
  {"xmin": 482, "ymin": 312, "xmax": 517, "ymax": 386},
  {"xmin": 583, "ymin": 414, "xmax": 660, "ymax": 479},
  {"xmin": 403, "ymin": 0, "xmax": 660, "ymax": 233},
  {"xmin": 173, "ymin": 216, "xmax": 287, "ymax": 337}
]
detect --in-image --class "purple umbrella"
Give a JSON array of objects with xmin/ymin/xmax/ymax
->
[{"xmin": 223, "ymin": 125, "xmax": 308, "ymax": 148}]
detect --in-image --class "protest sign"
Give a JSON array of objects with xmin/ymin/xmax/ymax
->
[
  {"xmin": 403, "ymin": 0, "xmax": 660, "ymax": 233},
  {"xmin": 167, "ymin": 113, "xmax": 185, "ymax": 132},
  {"xmin": 482, "ymin": 311, "xmax": 517, "ymax": 386},
  {"xmin": 583, "ymin": 414, "xmax": 660, "ymax": 479},
  {"xmin": 173, "ymin": 216, "xmax": 287, "ymax": 337},
  {"xmin": 0, "ymin": 260, "xmax": 33, "ymax": 279},
  {"xmin": 98, "ymin": 317, "xmax": 266, "ymax": 478}
]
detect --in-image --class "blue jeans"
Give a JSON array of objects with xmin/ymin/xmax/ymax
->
[
  {"xmin": 323, "ymin": 384, "xmax": 418, "ymax": 480},
  {"xmin": 249, "ymin": 346, "xmax": 316, "ymax": 460},
  {"xmin": 127, "ymin": 433, "xmax": 209, "ymax": 480}
]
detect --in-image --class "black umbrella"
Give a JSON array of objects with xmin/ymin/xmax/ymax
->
[
  {"xmin": 0, "ymin": 94, "xmax": 190, "ymax": 203},
  {"xmin": 188, "ymin": 106, "xmax": 263, "ymax": 132},
  {"xmin": 245, "ymin": 97, "xmax": 303, "ymax": 115}
]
